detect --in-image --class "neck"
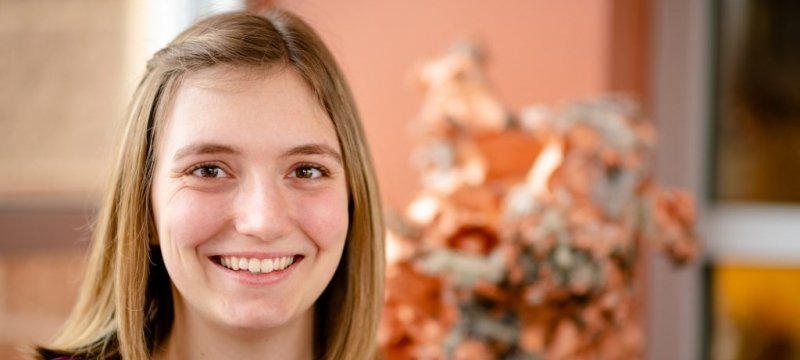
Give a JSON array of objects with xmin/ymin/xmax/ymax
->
[{"xmin": 156, "ymin": 298, "xmax": 315, "ymax": 360}]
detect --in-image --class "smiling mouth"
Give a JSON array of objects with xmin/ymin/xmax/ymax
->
[{"xmin": 213, "ymin": 255, "xmax": 303, "ymax": 275}]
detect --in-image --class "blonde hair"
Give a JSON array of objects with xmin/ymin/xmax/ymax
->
[{"xmin": 37, "ymin": 9, "xmax": 384, "ymax": 360}]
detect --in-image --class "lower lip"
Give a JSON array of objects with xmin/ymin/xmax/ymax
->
[{"xmin": 211, "ymin": 256, "xmax": 303, "ymax": 286}]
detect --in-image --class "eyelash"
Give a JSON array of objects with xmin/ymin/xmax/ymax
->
[
  {"xmin": 187, "ymin": 163, "xmax": 228, "ymax": 178},
  {"xmin": 185, "ymin": 163, "xmax": 331, "ymax": 179},
  {"xmin": 290, "ymin": 163, "xmax": 331, "ymax": 180}
]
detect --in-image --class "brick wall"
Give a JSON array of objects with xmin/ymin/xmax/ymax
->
[
  {"xmin": 0, "ymin": 205, "xmax": 93, "ymax": 358},
  {"xmin": 0, "ymin": 1, "xmax": 125, "ymax": 356},
  {"xmin": 0, "ymin": 0, "xmax": 126, "ymax": 198},
  {"xmin": 0, "ymin": 249, "xmax": 86, "ymax": 359}
]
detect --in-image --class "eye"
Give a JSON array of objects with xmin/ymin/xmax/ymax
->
[
  {"xmin": 290, "ymin": 164, "xmax": 327, "ymax": 179},
  {"xmin": 190, "ymin": 164, "xmax": 228, "ymax": 178}
]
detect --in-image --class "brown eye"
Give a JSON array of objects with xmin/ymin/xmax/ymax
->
[
  {"xmin": 291, "ymin": 165, "xmax": 324, "ymax": 179},
  {"xmin": 192, "ymin": 165, "xmax": 227, "ymax": 178}
]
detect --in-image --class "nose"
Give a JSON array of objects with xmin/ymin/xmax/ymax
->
[{"xmin": 233, "ymin": 175, "xmax": 291, "ymax": 242}]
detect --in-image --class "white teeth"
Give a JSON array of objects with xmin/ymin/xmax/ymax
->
[
  {"xmin": 219, "ymin": 256, "xmax": 295, "ymax": 274},
  {"xmin": 261, "ymin": 258, "xmax": 274, "ymax": 273},
  {"xmin": 248, "ymin": 258, "xmax": 260, "ymax": 273}
]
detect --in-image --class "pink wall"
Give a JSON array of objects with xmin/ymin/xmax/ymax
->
[{"xmin": 276, "ymin": 0, "xmax": 614, "ymax": 209}]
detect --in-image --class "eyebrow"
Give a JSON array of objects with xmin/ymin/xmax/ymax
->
[
  {"xmin": 282, "ymin": 143, "xmax": 343, "ymax": 165},
  {"xmin": 173, "ymin": 143, "xmax": 239, "ymax": 162},
  {"xmin": 172, "ymin": 142, "xmax": 343, "ymax": 165}
]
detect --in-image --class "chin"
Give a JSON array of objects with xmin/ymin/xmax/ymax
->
[{"xmin": 220, "ymin": 301, "xmax": 307, "ymax": 331}]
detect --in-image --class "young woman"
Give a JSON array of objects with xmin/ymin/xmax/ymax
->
[{"xmin": 36, "ymin": 9, "xmax": 384, "ymax": 360}]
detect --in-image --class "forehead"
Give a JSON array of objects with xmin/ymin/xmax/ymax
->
[{"xmin": 158, "ymin": 65, "xmax": 339, "ymax": 155}]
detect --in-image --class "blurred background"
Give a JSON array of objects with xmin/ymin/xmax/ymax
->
[{"xmin": 1, "ymin": 0, "xmax": 798, "ymax": 359}]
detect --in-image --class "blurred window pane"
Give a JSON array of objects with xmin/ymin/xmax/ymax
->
[
  {"xmin": 710, "ymin": 264, "xmax": 800, "ymax": 359},
  {"xmin": 713, "ymin": 0, "xmax": 800, "ymax": 203}
]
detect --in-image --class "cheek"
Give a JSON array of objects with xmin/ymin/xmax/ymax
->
[
  {"xmin": 156, "ymin": 190, "xmax": 230, "ymax": 249},
  {"xmin": 293, "ymin": 187, "xmax": 349, "ymax": 249}
]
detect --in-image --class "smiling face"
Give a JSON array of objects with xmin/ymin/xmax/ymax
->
[{"xmin": 150, "ymin": 66, "xmax": 349, "ymax": 333}]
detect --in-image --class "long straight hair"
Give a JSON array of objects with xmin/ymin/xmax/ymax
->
[{"xmin": 36, "ymin": 9, "xmax": 384, "ymax": 360}]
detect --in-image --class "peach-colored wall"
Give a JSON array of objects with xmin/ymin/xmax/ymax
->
[{"xmin": 275, "ymin": 0, "xmax": 613, "ymax": 209}]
